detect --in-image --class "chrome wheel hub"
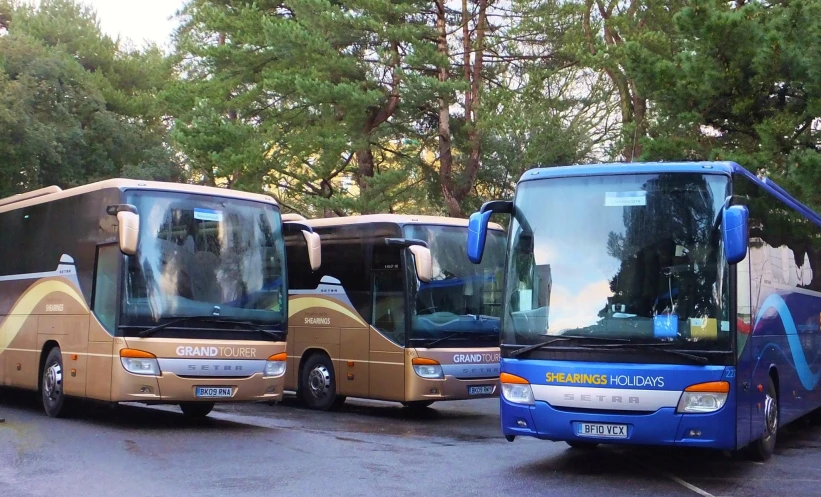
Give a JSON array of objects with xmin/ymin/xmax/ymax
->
[
  {"xmin": 44, "ymin": 363, "xmax": 63, "ymax": 402},
  {"xmin": 764, "ymin": 393, "xmax": 778, "ymax": 436},
  {"xmin": 308, "ymin": 365, "xmax": 331, "ymax": 398}
]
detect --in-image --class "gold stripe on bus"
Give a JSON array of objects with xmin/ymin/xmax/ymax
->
[
  {"xmin": 287, "ymin": 296, "xmax": 367, "ymax": 327},
  {"xmin": 0, "ymin": 279, "xmax": 87, "ymax": 354}
]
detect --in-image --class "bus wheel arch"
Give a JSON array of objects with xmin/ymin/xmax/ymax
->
[
  {"xmin": 298, "ymin": 349, "xmax": 343, "ymax": 411},
  {"xmin": 749, "ymin": 367, "xmax": 779, "ymax": 462},
  {"xmin": 39, "ymin": 342, "xmax": 71, "ymax": 418}
]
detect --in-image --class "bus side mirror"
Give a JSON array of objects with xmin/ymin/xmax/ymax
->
[
  {"xmin": 467, "ymin": 199, "xmax": 512, "ymax": 264},
  {"xmin": 467, "ymin": 210, "xmax": 492, "ymax": 264},
  {"xmin": 723, "ymin": 205, "xmax": 749, "ymax": 265},
  {"xmin": 117, "ymin": 211, "xmax": 140, "ymax": 256},
  {"xmin": 409, "ymin": 245, "xmax": 432, "ymax": 283},
  {"xmin": 284, "ymin": 220, "xmax": 321, "ymax": 271},
  {"xmin": 302, "ymin": 230, "xmax": 321, "ymax": 271}
]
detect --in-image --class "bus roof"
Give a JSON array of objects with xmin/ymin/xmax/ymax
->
[
  {"xmin": 517, "ymin": 161, "xmax": 740, "ymax": 184},
  {"xmin": 518, "ymin": 160, "xmax": 821, "ymax": 228},
  {"xmin": 0, "ymin": 178, "xmax": 278, "ymax": 214},
  {"xmin": 301, "ymin": 213, "xmax": 505, "ymax": 232}
]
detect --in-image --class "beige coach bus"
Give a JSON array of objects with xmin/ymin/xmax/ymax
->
[
  {"xmin": 0, "ymin": 179, "xmax": 320, "ymax": 418},
  {"xmin": 283, "ymin": 214, "xmax": 506, "ymax": 410}
]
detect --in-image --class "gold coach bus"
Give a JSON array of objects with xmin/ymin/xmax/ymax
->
[
  {"xmin": 0, "ymin": 179, "xmax": 320, "ymax": 418},
  {"xmin": 283, "ymin": 214, "xmax": 506, "ymax": 410}
]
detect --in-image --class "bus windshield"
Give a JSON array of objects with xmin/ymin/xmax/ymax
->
[
  {"xmin": 404, "ymin": 224, "xmax": 506, "ymax": 345},
  {"xmin": 504, "ymin": 172, "xmax": 731, "ymax": 351},
  {"xmin": 120, "ymin": 191, "xmax": 287, "ymax": 331}
]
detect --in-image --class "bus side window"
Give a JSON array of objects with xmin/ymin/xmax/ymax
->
[
  {"xmin": 372, "ymin": 271, "xmax": 405, "ymax": 345},
  {"xmin": 93, "ymin": 244, "xmax": 120, "ymax": 332}
]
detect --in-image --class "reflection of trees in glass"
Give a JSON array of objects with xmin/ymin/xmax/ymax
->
[
  {"xmin": 736, "ymin": 175, "xmax": 821, "ymax": 293},
  {"xmin": 601, "ymin": 174, "xmax": 720, "ymax": 321}
]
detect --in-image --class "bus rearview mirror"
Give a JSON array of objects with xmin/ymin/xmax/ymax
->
[
  {"xmin": 303, "ymin": 230, "xmax": 322, "ymax": 271},
  {"xmin": 722, "ymin": 204, "xmax": 749, "ymax": 265},
  {"xmin": 117, "ymin": 211, "xmax": 139, "ymax": 255},
  {"xmin": 409, "ymin": 245, "xmax": 432, "ymax": 283},
  {"xmin": 467, "ymin": 199, "xmax": 512, "ymax": 265}
]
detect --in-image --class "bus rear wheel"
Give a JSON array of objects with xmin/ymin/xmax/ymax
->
[
  {"xmin": 41, "ymin": 347, "xmax": 71, "ymax": 418},
  {"xmin": 749, "ymin": 376, "xmax": 778, "ymax": 462},
  {"xmin": 179, "ymin": 402, "xmax": 215, "ymax": 418},
  {"xmin": 300, "ymin": 354, "xmax": 339, "ymax": 411}
]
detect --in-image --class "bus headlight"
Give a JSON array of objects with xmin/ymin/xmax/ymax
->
[
  {"xmin": 500, "ymin": 372, "xmax": 534, "ymax": 405},
  {"xmin": 264, "ymin": 352, "xmax": 287, "ymax": 377},
  {"xmin": 412, "ymin": 357, "xmax": 444, "ymax": 379},
  {"xmin": 120, "ymin": 349, "xmax": 160, "ymax": 376},
  {"xmin": 677, "ymin": 381, "xmax": 730, "ymax": 413}
]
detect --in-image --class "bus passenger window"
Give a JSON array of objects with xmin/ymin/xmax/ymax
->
[
  {"xmin": 93, "ymin": 244, "xmax": 120, "ymax": 332},
  {"xmin": 372, "ymin": 271, "xmax": 406, "ymax": 345}
]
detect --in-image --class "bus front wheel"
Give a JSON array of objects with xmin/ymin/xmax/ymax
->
[
  {"xmin": 300, "ymin": 354, "xmax": 339, "ymax": 411},
  {"xmin": 41, "ymin": 347, "xmax": 71, "ymax": 418},
  {"xmin": 749, "ymin": 376, "xmax": 778, "ymax": 462}
]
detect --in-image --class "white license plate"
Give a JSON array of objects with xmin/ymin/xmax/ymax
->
[
  {"xmin": 195, "ymin": 387, "xmax": 233, "ymax": 398},
  {"xmin": 577, "ymin": 422, "xmax": 628, "ymax": 439},
  {"xmin": 468, "ymin": 385, "xmax": 494, "ymax": 396}
]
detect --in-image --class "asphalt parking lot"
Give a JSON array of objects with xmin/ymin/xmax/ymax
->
[{"xmin": 1, "ymin": 391, "xmax": 819, "ymax": 497}]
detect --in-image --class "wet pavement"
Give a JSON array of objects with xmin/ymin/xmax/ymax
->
[{"xmin": 2, "ymin": 390, "xmax": 821, "ymax": 497}]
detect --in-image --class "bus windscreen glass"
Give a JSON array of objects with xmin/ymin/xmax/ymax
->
[
  {"xmin": 120, "ymin": 191, "xmax": 287, "ymax": 330},
  {"xmin": 504, "ymin": 172, "xmax": 731, "ymax": 351},
  {"xmin": 404, "ymin": 224, "xmax": 506, "ymax": 344}
]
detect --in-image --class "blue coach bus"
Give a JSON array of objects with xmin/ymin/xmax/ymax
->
[{"xmin": 466, "ymin": 161, "xmax": 821, "ymax": 461}]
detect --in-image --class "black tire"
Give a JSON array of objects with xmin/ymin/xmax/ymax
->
[
  {"xmin": 179, "ymin": 402, "xmax": 215, "ymax": 418},
  {"xmin": 748, "ymin": 375, "xmax": 778, "ymax": 462},
  {"xmin": 401, "ymin": 400, "xmax": 434, "ymax": 410},
  {"xmin": 566, "ymin": 441, "xmax": 599, "ymax": 449},
  {"xmin": 41, "ymin": 347, "xmax": 71, "ymax": 418},
  {"xmin": 299, "ymin": 354, "xmax": 339, "ymax": 411}
]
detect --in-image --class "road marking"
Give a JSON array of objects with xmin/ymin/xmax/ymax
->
[{"xmin": 631, "ymin": 458, "xmax": 716, "ymax": 497}]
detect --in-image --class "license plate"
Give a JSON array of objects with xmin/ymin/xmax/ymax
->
[
  {"xmin": 195, "ymin": 387, "xmax": 233, "ymax": 398},
  {"xmin": 468, "ymin": 385, "xmax": 494, "ymax": 396},
  {"xmin": 576, "ymin": 422, "xmax": 628, "ymax": 439}
]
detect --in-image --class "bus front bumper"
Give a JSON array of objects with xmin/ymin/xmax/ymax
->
[
  {"xmin": 406, "ymin": 375, "xmax": 500, "ymax": 402},
  {"xmin": 501, "ymin": 397, "xmax": 736, "ymax": 450},
  {"xmin": 111, "ymin": 366, "xmax": 285, "ymax": 403}
]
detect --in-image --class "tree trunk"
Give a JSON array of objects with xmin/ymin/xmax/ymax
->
[{"xmin": 436, "ymin": 0, "xmax": 489, "ymax": 218}]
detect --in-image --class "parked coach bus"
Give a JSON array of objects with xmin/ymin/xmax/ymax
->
[
  {"xmin": 0, "ymin": 179, "xmax": 320, "ymax": 418},
  {"xmin": 467, "ymin": 161, "xmax": 821, "ymax": 461},
  {"xmin": 283, "ymin": 214, "xmax": 506, "ymax": 410}
]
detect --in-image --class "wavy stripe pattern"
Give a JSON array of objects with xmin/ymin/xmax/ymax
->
[
  {"xmin": 0, "ymin": 279, "xmax": 88, "ymax": 354},
  {"xmin": 753, "ymin": 293, "xmax": 821, "ymax": 391}
]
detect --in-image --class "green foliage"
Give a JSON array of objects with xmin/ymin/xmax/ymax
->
[
  {"xmin": 627, "ymin": 0, "xmax": 821, "ymax": 208},
  {"xmin": 0, "ymin": 0, "xmax": 181, "ymax": 198},
  {"xmin": 168, "ymin": 0, "xmax": 442, "ymax": 215}
]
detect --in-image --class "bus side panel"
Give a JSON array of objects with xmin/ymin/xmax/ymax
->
[
  {"xmin": 3, "ymin": 316, "xmax": 38, "ymax": 389},
  {"xmin": 86, "ymin": 316, "xmax": 113, "ymax": 401},
  {"xmin": 38, "ymin": 314, "xmax": 89, "ymax": 398},
  {"xmin": 369, "ymin": 329, "xmax": 404, "ymax": 401},
  {"xmin": 734, "ymin": 252, "xmax": 754, "ymax": 450},
  {"xmin": 339, "ymin": 326, "xmax": 369, "ymax": 398}
]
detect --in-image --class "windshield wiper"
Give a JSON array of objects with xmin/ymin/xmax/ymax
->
[
  {"xmin": 422, "ymin": 331, "xmax": 499, "ymax": 348},
  {"xmin": 138, "ymin": 316, "xmax": 284, "ymax": 340},
  {"xmin": 573, "ymin": 342, "xmax": 709, "ymax": 364},
  {"xmin": 509, "ymin": 335, "xmax": 629, "ymax": 358}
]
